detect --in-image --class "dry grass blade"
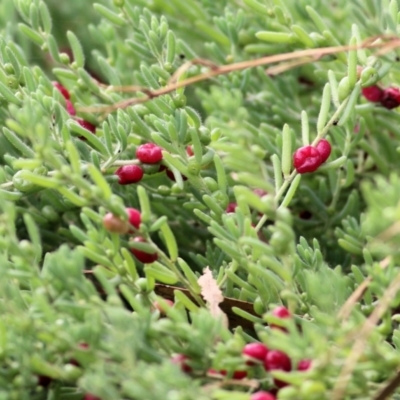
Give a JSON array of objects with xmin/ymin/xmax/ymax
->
[
  {"xmin": 372, "ymin": 369, "xmax": 400, "ymax": 400},
  {"xmin": 79, "ymin": 35, "xmax": 400, "ymax": 116},
  {"xmin": 337, "ymin": 257, "xmax": 391, "ymax": 321},
  {"xmin": 331, "ymin": 270, "xmax": 400, "ymax": 400}
]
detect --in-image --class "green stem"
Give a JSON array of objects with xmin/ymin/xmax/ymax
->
[{"xmin": 255, "ymin": 96, "xmax": 350, "ymax": 233}]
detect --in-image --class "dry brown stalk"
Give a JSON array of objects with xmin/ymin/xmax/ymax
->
[{"xmin": 80, "ymin": 35, "xmax": 400, "ymax": 116}]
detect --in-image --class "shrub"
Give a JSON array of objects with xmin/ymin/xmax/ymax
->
[{"xmin": 1, "ymin": 0, "xmax": 400, "ymax": 399}]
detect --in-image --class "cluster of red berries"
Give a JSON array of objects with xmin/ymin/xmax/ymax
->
[
  {"xmin": 52, "ymin": 81, "xmax": 96, "ymax": 134},
  {"xmin": 103, "ymin": 207, "xmax": 158, "ymax": 263},
  {"xmin": 172, "ymin": 306, "xmax": 311, "ymax": 400},
  {"xmin": 362, "ymin": 85, "xmax": 400, "ymax": 109},
  {"xmin": 115, "ymin": 143, "xmax": 165, "ymax": 185},
  {"xmin": 293, "ymin": 139, "xmax": 331, "ymax": 174}
]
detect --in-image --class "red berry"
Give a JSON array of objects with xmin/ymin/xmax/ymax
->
[
  {"xmin": 52, "ymin": 81, "xmax": 70, "ymax": 100},
  {"xmin": 380, "ymin": 87, "xmax": 400, "ymax": 109},
  {"xmin": 264, "ymin": 350, "xmax": 291, "ymax": 372},
  {"xmin": 103, "ymin": 213, "xmax": 129, "ymax": 234},
  {"xmin": 77, "ymin": 119, "xmax": 96, "ymax": 133},
  {"xmin": 293, "ymin": 146, "xmax": 322, "ymax": 174},
  {"xmin": 171, "ymin": 354, "xmax": 192, "ymax": 373},
  {"xmin": 130, "ymin": 237, "xmax": 158, "ymax": 263},
  {"xmin": 243, "ymin": 343, "xmax": 269, "ymax": 365},
  {"xmin": 115, "ymin": 165, "xmax": 144, "ymax": 185},
  {"xmin": 226, "ymin": 202, "xmax": 237, "ymax": 213},
  {"xmin": 136, "ymin": 143, "xmax": 163, "ymax": 164},
  {"xmin": 298, "ymin": 359, "xmax": 312, "ymax": 371},
  {"xmin": 159, "ymin": 165, "xmax": 188, "ymax": 181},
  {"xmin": 84, "ymin": 394, "xmax": 101, "ymax": 400},
  {"xmin": 126, "ymin": 208, "xmax": 141, "ymax": 229},
  {"xmin": 272, "ymin": 306, "xmax": 291, "ymax": 319},
  {"xmin": 186, "ymin": 145, "xmax": 194, "ymax": 156},
  {"xmin": 250, "ymin": 391, "xmax": 276, "ymax": 400},
  {"xmin": 270, "ymin": 306, "xmax": 290, "ymax": 331},
  {"xmin": 315, "ymin": 139, "xmax": 331, "ymax": 164},
  {"xmin": 361, "ymin": 85, "xmax": 383, "ymax": 102},
  {"xmin": 37, "ymin": 375, "xmax": 52, "ymax": 387},
  {"xmin": 65, "ymin": 99, "xmax": 76, "ymax": 116}
]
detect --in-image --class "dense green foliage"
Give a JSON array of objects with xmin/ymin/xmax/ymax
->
[{"xmin": 1, "ymin": 0, "xmax": 400, "ymax": 399}]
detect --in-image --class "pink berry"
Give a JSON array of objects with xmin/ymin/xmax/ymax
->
[
  {"xmin": 272, "ymin": 306, "xmax": 291, "ymax": 319},
  {"xmin": 243, "ymin": 343, "xmax": 269, "ymax": 365},
  {"xmin": 130, "ymin": 237, "xmax": 158, "ymax": 263},
  {"xmin": 253, "ymin": 189, "xmax": 267, "ymax": 197},
  {"xmin": 84, "ymin": 395, "xmax": 101, "ymax": 400},
  {"xmin": 136, "ymin": 143, "xmax": 163, "ymax": 164},
  {"xmin": 380, "ymin": 87, "xmax": 400, "ymax": 109},
  {"xmin": 152, "ymin": 299, "xmax": 174, "ymax": 314},
  {"xmin": 66, "ymin": 99, "xmax": 76, "ymax": 116},
  {"xmin": 264, "ymin": 350, "xmax": 291, "ymax": 372},
  {"xmin": 126, "ymin": 207, "xmax": 141, "ymax": 229},
  {"xmin": 270, "ymin": 306, "xmax": 291, "ymax": 331},
  {"xmin": 315, "ymin": 139, "xmax": 331, "ymax": 164},
  {"xmin": 77, "ymin": 119, "xmax": 96, "ymax": 134},
  {"xmin": 251, "ymin": 391, "xmax": 276, "ymax": 400},
  {"xmin": 298, "ymin": 359, "xmax": 312, "ymax": 371},
  {"xmin": 103, "ymin": 213, "xmax": 129, "ymax": 234},
  {"xmin": 52, "ymin": 81, "xmax": 70, "ymax": 100},
  {"xmin": 171, "ymin": 354, "xmax": 192, "ymax": 373},
  {"xmin": 293, "ymin": 146, "xmax": 322, "ymax": 174},
  {"xmin": 226, "ymin": 202, "xmax": 238, "ymax": 213},
  {"xmin": 361, "ymin": 85, "xmax": 383, "ymax": 102},
  {"xmin": 116, "ymin": 165, "xmax": 144, "ymax": 185},
  {"xmin": 186, "ymin": 146, "xmax": 194, "ymax": 156}
]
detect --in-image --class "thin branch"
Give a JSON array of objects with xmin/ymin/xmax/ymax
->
[
  {"xmin": 331, "ymin": 270, "xmax": 400, "ymax": 400},
  {"xmin": 79, "ymin": 35, "xmax": 400, "ymax": 116},
  {"xmin": 337, "ymin": 256, "xmax": 391, "ymax": 321},
  {"xmin": 373, "ymin": 369, "xmax": 400, "ymax": 400}
]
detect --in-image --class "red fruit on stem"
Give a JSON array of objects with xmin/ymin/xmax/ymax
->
[
  {"xmin": 243, "ymin": 343, "xmax": 269, "ymax": 365},
  {"xmin": 250, "ymin": 391, "xmax": 277, "ymax": 400},
  {"xmin": 380, "ymin": 87, "xmax": 400, "ymax": 109},
  {"xmin": 77, "ymin": 119, "xmax": 96, "ymax": 134},
  {"xmin": 115, "ymin": 165, "xmax": 144, "ymax": 185},
  {"xmin": 315, "ymin": 139, "xmax": 331, "ymax": 164},
  {"xmin": 126, "ymin": 208, "xmax": 141, "ymax": 229},
  {"xmin": 136, "ymin": 143, "xmax": 163, "ymax": 164},
  {"xmin": 293, "ymin": 146, "xmax": 322, "ymax": 174},
  {"xmin": 103, "ymin": 213, "xmax": 129, "ymax": 234},
  {"xmin": 52, "ymin": 81, "xmax": 70, "ymax": 100},
  {"xmin": 270, "ymin": 305, "xmax": 291, "ymax": 330},
  {"xmin": 66, "ymin": 99, "xmax": 76, "ymax": 116},
  {"xmin": 226, "ymin": 202, "xmax": 238, "ymax": 213},
  {"xmin": 264, "ymin": 350, "xmax": 291, "ymax": 372},
  {"xmin": 298, "ymin": 359, "xmax": 312, "ymax": 371},
  {"xmin": 171, "ymin": 354, "xmax": 192, "ymax": 373},
  {"xmin": 186, "ymin": 146, "xmax": 194, "ymax": 156},
  {"xmin": 130, "ymin": 237, "xmax": 158, "ymax": 264},
  {"xmin": 84, "ymin": 394, "xmax": 101, "ymax": 400},
  {"xmin": 361, "ymin": 85, "xmax": 383, "ymax": 102}
]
